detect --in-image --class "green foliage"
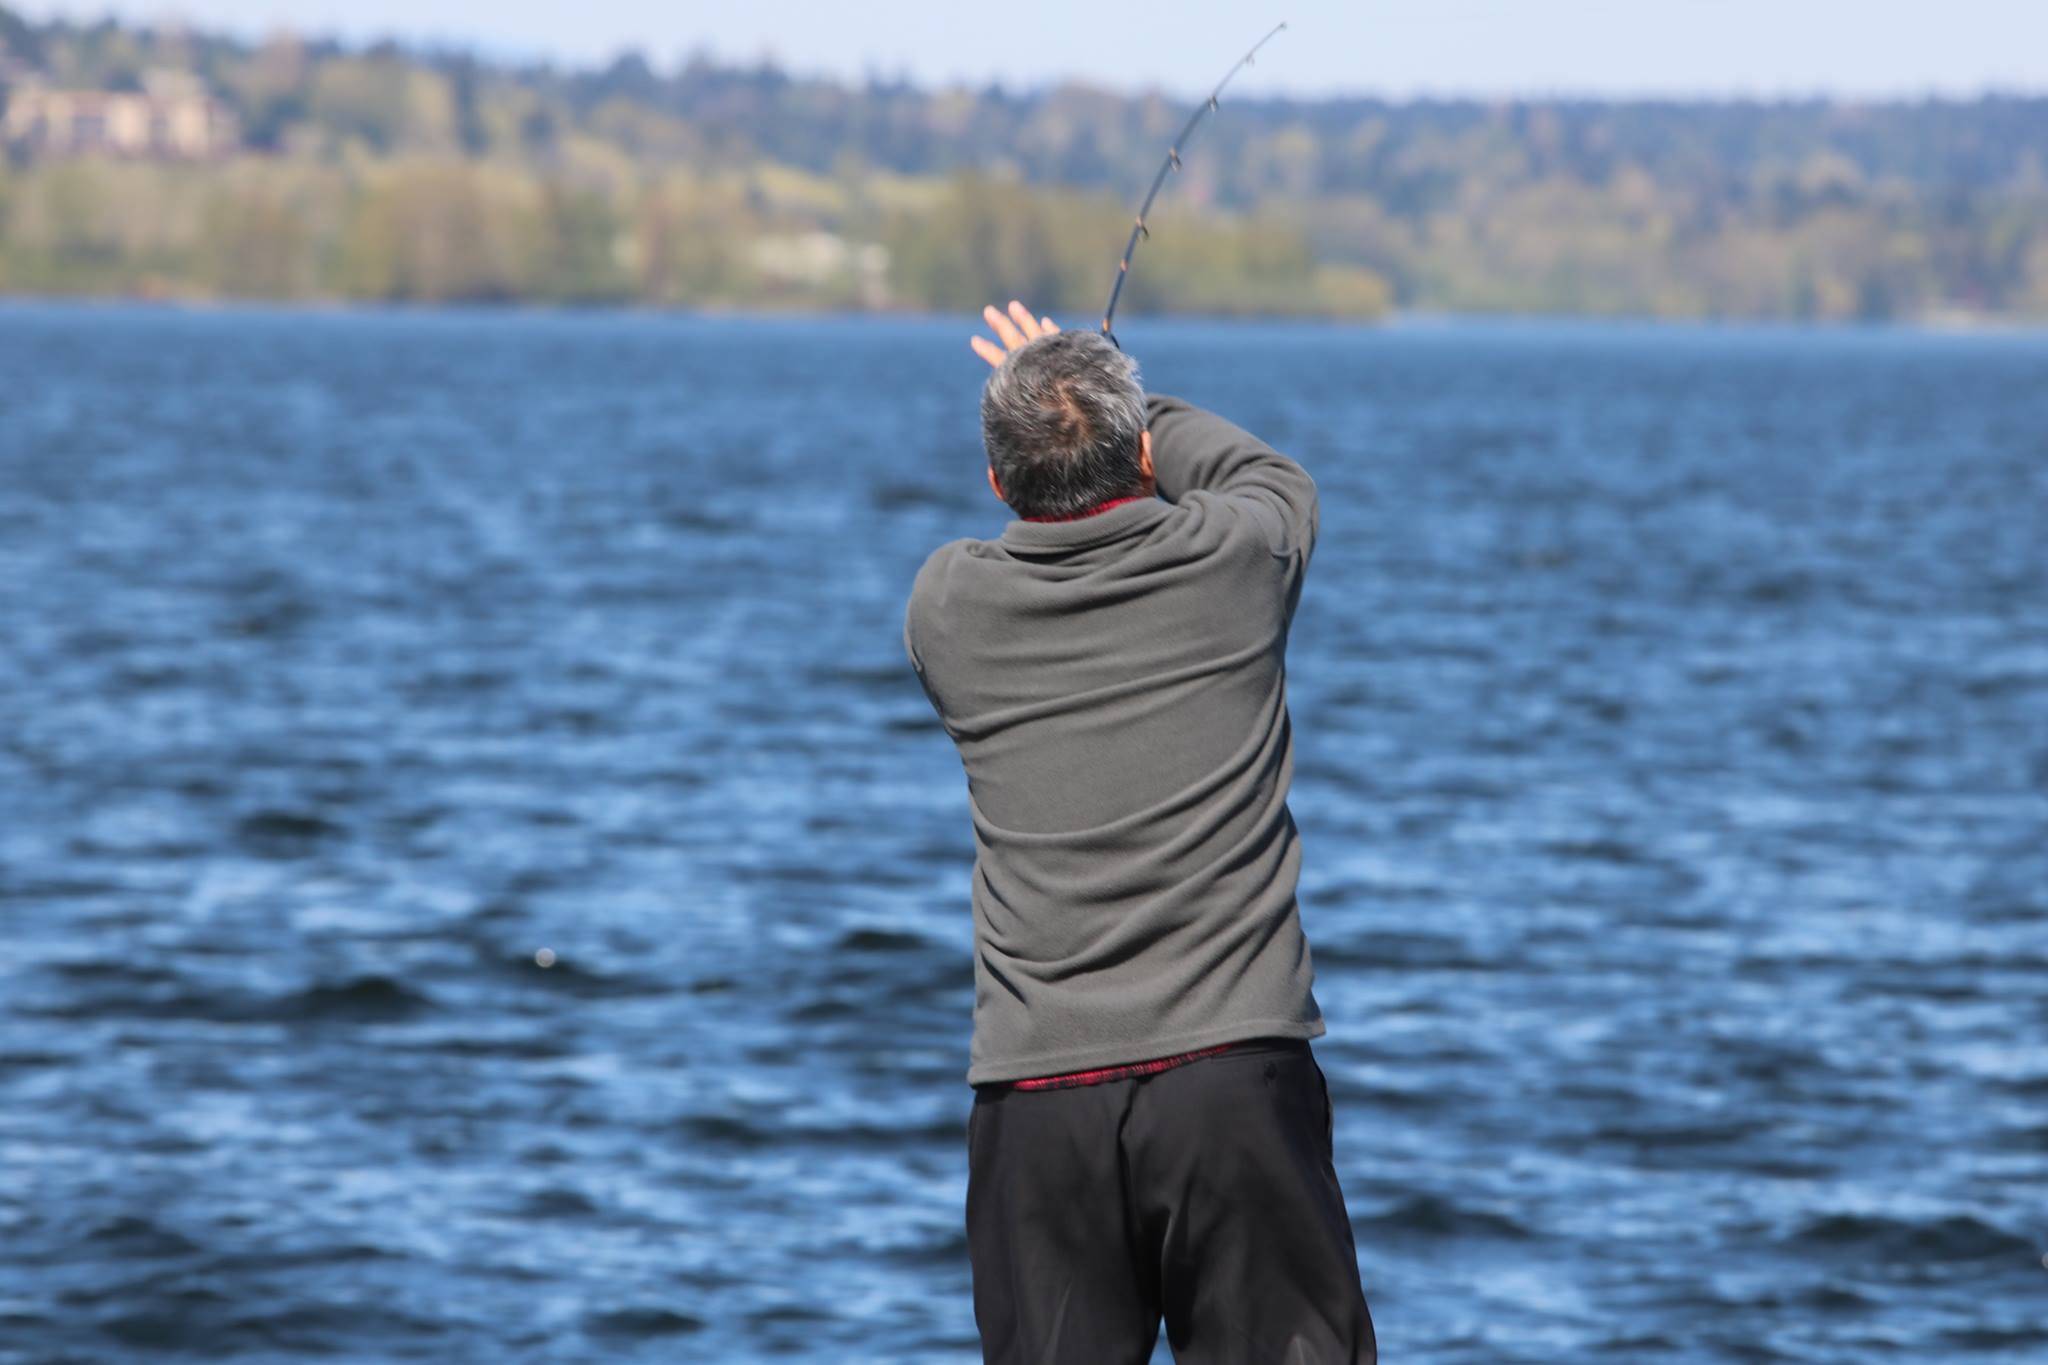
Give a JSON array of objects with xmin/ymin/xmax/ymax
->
[
  {"xmin": 881, "ymin": 175, "xmax": 1103, "ymax": 312},
  {"xmin": 1, "ymin": 11, "xmax": 2045, "ymax": 319}
]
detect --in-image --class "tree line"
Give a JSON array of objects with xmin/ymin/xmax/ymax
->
[{"xmin": 1, "ymin": 8, "xmax": 2045, "ymax": 319}]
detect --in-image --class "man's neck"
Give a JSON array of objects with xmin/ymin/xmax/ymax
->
[{"xmin": 1021, "ymin": 493, "xmax": 1150, "ymax": 524}]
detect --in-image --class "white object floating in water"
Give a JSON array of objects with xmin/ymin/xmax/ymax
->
[{"xmin": 534, "ymin": 947, "xmax": 557, "ymax": 968}]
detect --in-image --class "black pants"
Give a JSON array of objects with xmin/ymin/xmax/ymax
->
[{"xmin": 966, "ymin": 1036, "xmax": 1376, "ymax": 1364}]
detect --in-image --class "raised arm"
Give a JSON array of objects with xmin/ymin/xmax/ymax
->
[
  {"xmin": 1145, "ymin": 393, "xmax": 1318, "ymax": 561},
  {"xmin": 962, "ymin": 302, "xmax": 1317, "ymax": 562}
]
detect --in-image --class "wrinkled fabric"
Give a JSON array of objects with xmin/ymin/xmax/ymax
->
[
  {"xmin": 904, "ymin": 393, "xmax": 1328, "ymax": 1085},
  {"xmin": 966, "ymin": 1037, "xmax": 1376, "ymax": 1364}
]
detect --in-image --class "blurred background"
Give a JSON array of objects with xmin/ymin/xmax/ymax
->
[
  {"xmin": 1, "ymin": 3, "xmax": 2044, "ymax": 1362},
  {"xmin": 4, "ymin": 0, "xmax": 2048, "ymax": 318}
]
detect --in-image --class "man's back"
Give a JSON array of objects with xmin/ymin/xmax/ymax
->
[{"xmin": 905, "ymin": 392, "xmax": 1327, "ymax": 1084}]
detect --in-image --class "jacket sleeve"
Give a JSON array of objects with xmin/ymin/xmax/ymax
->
[
  {"xmin": 901, "ymin": 546, "xmax": 948, "ymax": 718},
  {"xmin": 1145, "ymin": 392, "xmax": 1318, "ymax": 562},
  {"xmin": 902, "ymin": 598, "xmax": 923, "ymax": 676}
]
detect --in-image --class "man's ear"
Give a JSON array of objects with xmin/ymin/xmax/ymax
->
[
  {"xmin": 986, "ymin": 464, "xmax": 1005, "ymax": 502},
  {"xmin": 1139, "ymin": 429, "xmax": 1154, "ymax": 482}
]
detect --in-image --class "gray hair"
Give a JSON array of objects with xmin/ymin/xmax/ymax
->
[{"xmin": 980, "ymin": 330, "xmax": 1147, "ymax": 520}]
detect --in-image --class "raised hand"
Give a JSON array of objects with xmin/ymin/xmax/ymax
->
[{"xmin": 970, "ymin": 300, "xmax": 1060, "ymax": 368}]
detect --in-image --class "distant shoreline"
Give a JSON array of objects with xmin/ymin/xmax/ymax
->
[
  {"xmin": 3, "ymin": 294, "xmax": 2045, "ymax": 336},
  {"xmin": 6, "ymin": 12, "xmax": 2047, "ymax": 324},
  {"xmin": 0, "ymin": 295, "xmax": 2039, "ymax": 337}
]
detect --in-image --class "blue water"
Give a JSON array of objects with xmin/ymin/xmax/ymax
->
[{"xmin": 1, "ymin": 307, "xmax": 2044, "ymax": 1362}]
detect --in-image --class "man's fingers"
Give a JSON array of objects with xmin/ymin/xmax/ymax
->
[
  {"xmin": 975, "ymin": 301, "xmax": 1055, "ymax": 364},
  {"xmin": 983, "ymin": 304, "xmax": 1025, "ymax": 351}
]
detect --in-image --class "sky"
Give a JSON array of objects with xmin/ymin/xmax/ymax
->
[{"xmin": 22, "ymin": 0, "xmax": 2048, "ymax": 99}]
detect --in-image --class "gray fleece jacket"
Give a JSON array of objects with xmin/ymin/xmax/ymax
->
[{"xmin": 903, "ymin": 392, "xmax": 1326, "ymax": 1085}]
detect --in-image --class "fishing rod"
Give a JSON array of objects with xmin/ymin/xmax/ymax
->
[{"xmin": 1100, "ymin": 21, "xmax": 1288, "ymax": 349}]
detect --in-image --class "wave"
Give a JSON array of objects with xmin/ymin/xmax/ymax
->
[
  {"xmin": 84, "ymin": 1214, "xmax": 202, "ymax": 1261},
  {"xmin": 233, "ymin": 808, "xmax": 346, "ymax": 855},
  {"xmin": 1354, "ymin": 1193, "xmax": 1533, "ymax": 1240},
  {"xmin": 833, "ymin": 926, "xmax": 938, "ymax": 954},
  {"xmin": 283, "ymin": 974, "xmax": 436, "ymax": 1022},
  {"xmin": 1786, "ymin": 1211, "xmax": 2037, "ymax": 1263},
  {"xmin": 21, "ymin": 972, "xmax": 436, "ymax": 1024},
  {"xmin": 583, "ymin": 1306, "xmax": 706, "ymax": 1339}
]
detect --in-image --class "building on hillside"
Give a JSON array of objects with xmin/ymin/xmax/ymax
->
[
  {"xmin": 2, "ymin": 70, "xmax": 240, "ymax": 159},
  {"xmin": 750, "ymin": 231, "xmax": 891, "ymax": 308}
]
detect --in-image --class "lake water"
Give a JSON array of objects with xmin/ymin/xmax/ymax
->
[{"xmin": 1, "ymin": 307, "xmax": 2044, "ymax": 1362}]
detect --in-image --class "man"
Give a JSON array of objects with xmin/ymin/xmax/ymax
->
[{"xmin": 903, "ymin": 300, "xmax": 1376, "ymax": 1364}]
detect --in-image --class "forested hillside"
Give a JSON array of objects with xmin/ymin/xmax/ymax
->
[{"xmin": 3, "ymin": 7, "xmax": 2046, "ymax": 319}]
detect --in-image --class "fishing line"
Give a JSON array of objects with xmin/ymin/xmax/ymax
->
[{"xmin": 1099, "ymin": 21, "xmax": 1288, "ymax": 349}]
